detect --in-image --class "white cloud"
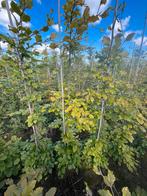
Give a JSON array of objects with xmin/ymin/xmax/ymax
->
[
  {"xmin": 82, "ymin": 0, "xmax": 111, "ymax": 24},
  {"xmin": 35, "ymin": 43, "xmax": 60, "ymax": 54},
  {"xmin": 51, "ymin": 24, "xmax": 63, "ymax": 32},
  {"xmin": 133, "ymin": 36, "xmax": 147, "ymax": 46},
  {"xmin": 83, "ymin": 0, "xmax": 111, "ymax": 16},
  {"xmin": 0, "ymin": 0, "xmax": 31, "ymax": 29},
  {"xmin": 0, "ymin": 41, "xmax": 8, "ymax": 50},
  {"xmin": 121, "ymin": 16, "xmax": 131, "ymax": 31}
]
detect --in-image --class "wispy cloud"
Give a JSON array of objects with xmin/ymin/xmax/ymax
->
[
  {"xmin": 133, "ymin": 36, "xmax": 147, "ymax": 46},
  {"xmin": 106, "ymin": 15, "xmax": 147, "ymax": 47}
]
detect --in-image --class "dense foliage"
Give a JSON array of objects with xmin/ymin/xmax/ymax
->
[{"xmin": 0, "ymin": 0, "xmax": 146, "ymax": 195}]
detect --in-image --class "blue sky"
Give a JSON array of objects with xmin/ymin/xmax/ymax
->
[{"xmin": 0, "ymin": 0, "xmax": 147, "ymax": 51}]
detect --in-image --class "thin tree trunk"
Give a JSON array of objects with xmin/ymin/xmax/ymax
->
[
  {"xmin": 107, "ymin": 0, "xmax": 119, "ymax": 72},
  {"xmin": 58, "ymin": 0, "xmax": 66, "ymax": 135}
]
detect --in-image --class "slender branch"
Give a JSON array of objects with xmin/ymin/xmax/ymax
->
[{"xmin": 107, "ymin": 0, "xmax": 119, "ymax": 70}]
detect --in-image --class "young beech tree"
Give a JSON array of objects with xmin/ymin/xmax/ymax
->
[
  {"xmin": 0, "ymin": 0, "xmax": 55, "ymax": 147},
  {"xmin": 63, "ymin": 0, "xmax": 109, "ymax": 67}
]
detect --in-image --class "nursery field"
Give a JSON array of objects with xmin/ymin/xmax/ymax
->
[{"xmin": 0, "ymin": 0, "xmax": 147, "ymax": 195}]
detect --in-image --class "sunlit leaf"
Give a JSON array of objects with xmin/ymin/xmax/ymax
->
[
  {"xmin": 122, "ymin": 187, "xmax": 131, "ymax": 196},
  {"xmin": 11, "ymin": 1, "xmax": 21, "ymax": 15},
  {"xmin": 45, "ymin": 187, "xmax": 57, "ymax": 196},
  {"xmin": 21, "ymin": 14, "xmax": 31, "ymax": 22},
  {"xmin": 1, "ymin": 0, "xmax": 6, "ymax": 8},
  {"xmin": 98, "ymin": 189, "xmax": 112, "ymax": 196},
  {"xmin": 103, "ymin": 170, "xmax": 116, "ymax": 187}
]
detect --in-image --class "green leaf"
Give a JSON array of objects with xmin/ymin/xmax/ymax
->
[
  {"xmin": 42, "ymin": 26, "xmax": 49, "ymax": 32},
  {"xmin": 11, "ymin": 1, "xmax": 21, "ymax": 15},
  {"xmin": 21, "ymin": 14, "xmax": 31, "ymax": 22},
  {"xmin": 45, "ymin": 187, "xmax": 57, "ymax": 196},
  {"xmin": 14, "ymin": 159, "xmax": 20, "ymax": 165},
  {"xmin": 103, "ymin": 170, "xmax": 116, "ymax": 188},
  {"xmin": 33, "ymin": 30, "xmax": 39, "ymax": 35},
  {"xmin": 33, "ymin": 187, "xmax": 43, "ymax": 195},
  {"xmin": 35, "ymin": 35, "xmax": 42, "ymax": 43},
  {"xmin": 125, "ymin": 33, "xmax": 135, "ymax": 41},
  {"xmin": 10, "ymin": 27, "xmax": 18, "ymax": 33},
  {"xmin": 132, "ymin": 186, "xmax": 147, "ymax": 196},
  {"xmin": 47, "ymin": 18, "xmax": 54, "ymax": 26},
  {"xmin": 122, "ymin": 187, "xmax": 131, "ymax": 196},
  {"xmin": 98, "ymin": 189, "xmax": 112, "ymax": 196},
  {"xmin": 1, "ymin": 0, "xmax": 6, "ymax": 8}
]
